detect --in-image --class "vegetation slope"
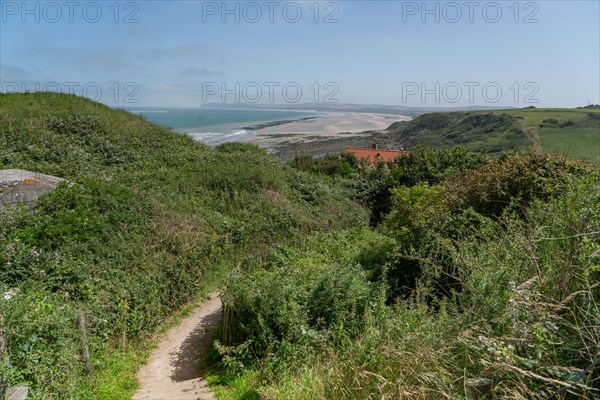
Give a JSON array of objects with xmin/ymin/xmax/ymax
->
[
  {"xmin": 215, "ymin": 149, "xmax": 600, "ymax": 399},
  {"xmin": 0, "ymin": 93, "xmax": 367, "ymax": 398},
  {"xmin": 386, "ymin": 107, "xmax": 599, "ymax": 162}
]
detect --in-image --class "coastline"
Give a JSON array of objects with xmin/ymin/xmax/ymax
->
[
  {"xmin": 239, "ymin": 112, "xmax": 411, "ymax": 153},
  {"xmin": 142, "ymin": 108, "xmax": 411, "ymax": 154},
  {"xmin": 240, "ymin": 116, "xmax": 322, "ymax": 131}
]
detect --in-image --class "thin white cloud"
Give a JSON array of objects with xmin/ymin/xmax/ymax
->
[
  {"xmin": 136, "ymin": 42, "xmax": 226, "ymax": 61},
  {"xmin": 0, "ymin": 64, "xmax": 30, "ymax": 80},
  {"xmin": 80, "ymin": 49, "xmax": 146, "ymax": 74},
  {"xmin": 178, "ymin": 67, "xmax": 224, "ymax": 78},
  {"xmin": 30, "ymin": 42, "xmax": 228, "ymax": 78}
]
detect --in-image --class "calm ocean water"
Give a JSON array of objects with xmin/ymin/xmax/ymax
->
[{"xmin": 123, "ymin": 107, "xmax": 322, "ymax": 145}]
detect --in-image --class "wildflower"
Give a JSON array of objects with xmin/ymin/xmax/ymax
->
[{"xmin": 2, "ymin": 290, "xmax": 16, "ymax": 300}]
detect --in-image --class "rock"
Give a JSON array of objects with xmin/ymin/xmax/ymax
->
[
  {"xmin": 465, "ymin": 377, "xmax": 493, "ymax": 399},
  {"xmin": 4, "ymin": 386, "xmax": 28, "ymax": 400},
  {"xmin": 0, "ymin": 169, "xmax": 67, "ymax": 207}
]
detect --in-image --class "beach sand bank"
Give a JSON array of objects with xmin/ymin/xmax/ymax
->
[{"xmin": 239, "ymin": 112, "xmax": 411, "ymax": 150}]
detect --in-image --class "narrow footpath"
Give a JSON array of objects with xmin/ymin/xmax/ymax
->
[{"xmin": 133, "ymin": 293, "xmax": 222, "ymax": 400}]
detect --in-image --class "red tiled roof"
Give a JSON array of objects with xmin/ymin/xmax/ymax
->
[{"xmin": 344, "ymin": 148, "xmax": 410, "ymax": 164}]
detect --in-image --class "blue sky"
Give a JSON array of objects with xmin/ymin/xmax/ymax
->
[{"xmin": 1, "ymin": 0, "xmax": 599, "ymax": 107}]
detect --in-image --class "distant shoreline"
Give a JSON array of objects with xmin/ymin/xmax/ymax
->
[
  {"xmin": 239, "ymin": 112, "xmax": 411, "ymax": 153},
  {"xmin": 241, "ymin": 116, "xmax": 322, "ymax": 131},
  {"xmin": 129, "ymin": 106, "xmax": 411, "ymax": 151}
]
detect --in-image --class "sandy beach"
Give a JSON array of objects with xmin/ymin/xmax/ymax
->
[{"xmin": 239, "ymin": 112, "xmax": 411, "ymax": 150}]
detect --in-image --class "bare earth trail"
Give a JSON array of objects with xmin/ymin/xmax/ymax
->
[{"xmin": 133, "ymin": 293, "xmax": 222, "ymax": 400}]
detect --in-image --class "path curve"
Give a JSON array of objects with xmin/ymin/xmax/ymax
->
[{"xmin": 133, "ymin": 293, "xmax": 222, "ymax": 400}]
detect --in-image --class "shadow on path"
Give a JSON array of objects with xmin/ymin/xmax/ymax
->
[{"xmin": 170, "ymin": 306, "xmax": 222, "ymax": 382}]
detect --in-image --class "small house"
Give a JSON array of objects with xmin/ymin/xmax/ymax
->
[{"xmin": 344, "ymin": 142, "xmax": 409, "ymax": 164}]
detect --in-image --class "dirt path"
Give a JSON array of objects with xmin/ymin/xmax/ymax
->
[{"xmin": 133, "ymin": 293, "xmax": 222, "ymax": 400}]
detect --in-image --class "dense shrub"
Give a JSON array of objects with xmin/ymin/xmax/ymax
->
[
  {"xmin": 445, "ymin": 150, "xmax": 592, "ymax": 218},
  {"xmin": 386, "ymin": 183, "xmax": 448, "ymax": 239},
  {"xmin": 393, "ymin": 145, "xmax": 483, "ymax": 186},
  {"xmin": 221, "ymin": 237, "xmax": 378, "ymax": 362},
  {"xmin": 221, "ymin": 148, "xmax": 599, "ymax": 399},
  {"xmin": 219, "ymin": 173, "xmax": 600, "ymax": 399},
  {"xmin": 290, "ymin": 153, "xmax": 355, "ymax": 177},
  {"xmin": 347, "ymin": 146, "xmax": 483, "ymax": 225}
]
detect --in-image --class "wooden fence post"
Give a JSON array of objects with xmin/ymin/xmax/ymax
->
[
  {"xmin": 0, "ymin": 315, "xmax": 5, "ymax": 398},
  {"xmin": 0, "ymin": 315, "xmax": 5, "ymax": 355},
  {"xmin": 76, "ymin": 312, "xmax": 94, "ymax": 385},
  {"xmin": 222, "ymin": 303, "xmax": 229, "ymax": 346}
]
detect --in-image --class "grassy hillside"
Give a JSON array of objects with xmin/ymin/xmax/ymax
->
[
  {"xmin": 540, "ymin": 128, "xmax": 599, "ymax": 162},
  {"xmin": 386, "ymin": 111, "xmax": 528, "ymax": 153},
  {"xmin": 215, "ymin": 150, "xmax": 600, "ymax": 399},
  {"xmin": 387, "ymin": 108, "xmax": 599, "ymax": 161},
  {"xmin": 501, "ymin": 107, "xmax": 600, "ymax": 162},
  {"xmin": 0, "ymin": 93, "xmax": 367, "ymax": 398},
  {"xmin": 496, "ymin": 107, "xmax": 599, "ymax": 141}
]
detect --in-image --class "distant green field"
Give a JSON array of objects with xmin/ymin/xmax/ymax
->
[
  {"xmin": 487, "ymin": 108, "xmax": 599, "ymax": 161},
  {"xmin": 496, "ymin": 108, "xmax": 595, "ymax": 126},
  {"xmin": 540, "ymin": 127, "xmax": 600, "ymax": 162}
]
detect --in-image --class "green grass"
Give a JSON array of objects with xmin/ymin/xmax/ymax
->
[
  {"xmin": 3, "ymin": 92, "xmax": 596, "ymax": 398},
  {"xmin": 494, "ymin": 107, "xmax": 595, "ymax": 127},
  {"xmin": 490, "ymin": 108, "xmax": 600, "ymax": 161},
  {"xmin": 540, "ymin": 127, "xmax": 600, "ymax": 162},
  {"xmin": 206, "ymin": 370, "xmax": 260, "ymax": 400},
  {"xmin": 96, "ymin": 347, "xmax": 150, "ymax": 400}
]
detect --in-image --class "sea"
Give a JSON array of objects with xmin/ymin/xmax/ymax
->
[{"xmin": 123, "ymin": 107, "xmax": 323, "ymax": 146}]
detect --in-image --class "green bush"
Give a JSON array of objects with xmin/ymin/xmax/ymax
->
[
  {"xmin": 220, "ymin": 233, "xmax": 380, "ymax": 374},
  {"xmin": 290, "ymin": 153, "xmax": 356, "ymax": 177},
  {"xmin": 386, "ymin": 183, "xmax": 448, "ymax": 239},
  {"xmin": 445, "ymin": 150, "xmax": 592, "ymax": 218},
  {"xmin": 394, "ymin": 145, "xmax": 483, "ymax": 187},
  {"xmin": 348, "ymin": 146, "xmax": 482, "ymax": 225}
]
